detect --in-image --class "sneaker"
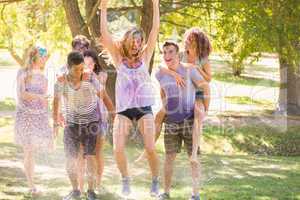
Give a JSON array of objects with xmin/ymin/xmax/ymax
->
[
  {"xmin": 121, "ymin": 177, "xmax": 131, "ymax": 196},
  {"xmin": 87, "ymin": 190, "xmax": 97, "ymax": 200},
  {"xmin": 150, "ymin": 178, "xmax": 159, "ymax": 196},
  {"xmin": 158, "ymin": 193, "xmax": 170, "ymax": 200},
  {"xmin": 62, "ymin": 190, "xmax": 81, "ymax": 200},
  {"xmin": 190, "ymin": 195, "xmax": 200, "ymax": 200}
]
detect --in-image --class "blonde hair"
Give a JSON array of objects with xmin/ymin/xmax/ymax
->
[
  {"xmin": 118, "ymin": 27, "xmax": 146, "ymax": 60},
  {"xmin": 23, "ymin": 45, "xmax": 47, "ymax": 83}
]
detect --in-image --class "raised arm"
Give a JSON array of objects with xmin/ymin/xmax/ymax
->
[
  {"xmin": 100, "ymin": 0, "xmax": 120, "ymax": 66},
  {"xmin": 143, "ymin": 0, "xmax": 160, "ymax": 66}
]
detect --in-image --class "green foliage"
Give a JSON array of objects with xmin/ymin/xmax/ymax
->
[
  {"xmin": 0, "ymin": 97, "xmax": 16, "ymax": 111},
  {"xmin": 0, "ymin": 0, "xmax": 72, "ymax": 64}
]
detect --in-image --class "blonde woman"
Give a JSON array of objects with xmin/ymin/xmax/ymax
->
[
  {"xmin": 14, "ymin": 46, "xmax": 52, "ymax": 196},
  {"xmin": 100, "ymin": 0, "xmax": 160, "ymax": 196}
]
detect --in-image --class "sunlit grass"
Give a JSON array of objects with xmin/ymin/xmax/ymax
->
[
  {"xmin": 0, "ymin": 97, "xmax": 16, "ymax": 111},
  {"xmin": 213, "ymin": 72, "xmax": 280, "ymax": 87},
  {"xmin": 225, "ymin": 96, "xmax": 275, "ymax": 109},
  {"xmin": 0, "ymin": 116, "xmax": 299, "ymax": 199}
]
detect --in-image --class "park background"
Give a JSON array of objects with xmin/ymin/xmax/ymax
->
[{"xmin": 0, "ymin": 0, "xmax": 299, "ymax": 199}]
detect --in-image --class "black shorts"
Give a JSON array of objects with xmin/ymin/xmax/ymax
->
[
  {"xmin": 195, "ymin": 90, "xmax": 204, "ymax": 100},
  {"xmin": 118, "ymin": 106, "xmax": 153, "ymax": 121},
  {"xmin": 64, "ymin": 121, "xmax": 101, "ymax": 158}
]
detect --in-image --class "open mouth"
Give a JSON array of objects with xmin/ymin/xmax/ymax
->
[
  {"xmin": 165, "ymin": 58, "xmax": 172, "ymax": 63},
  {"xmin": 186, "ymin": 50, "xmax": 190, "ymax": 55}
]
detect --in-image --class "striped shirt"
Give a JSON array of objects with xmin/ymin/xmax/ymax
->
[{"xmin": 54, "ymin": 74, "xmax": 104, "ymax": 124}]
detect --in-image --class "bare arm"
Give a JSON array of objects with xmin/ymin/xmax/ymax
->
[
  {"xmin": 197, "ymin": 62, "xmax": 212, "ymax": 82},
  {"xmin": 100, "ymin": 0, "xmax": 120, "ymax": 66},
  {"xmin": 159, "ymin": 67, "xmax": 185, "ymax": 87},
  {"xmin": 52, "ymin": 97, "xmax": 60, "ymax": 124},
  {"xmin": 98, "ymin": 90, "xmax": 115, "ymax": 120},
  {"xmin": 143, "ymin": 0, "xmax": 160, "ymax": 66},
  {"xmin": 17, "ymin": 71, "xmax": 45, "ymax": 101}
]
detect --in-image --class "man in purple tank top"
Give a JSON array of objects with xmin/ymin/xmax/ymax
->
[{"xmin": 156, "ymin": 41, "xmax": 209, "ymax": 200}]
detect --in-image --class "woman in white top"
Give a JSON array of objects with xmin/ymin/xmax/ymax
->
[{"xmin": 100, "ymin": 0, "xmax": 160, "ymax": 196}]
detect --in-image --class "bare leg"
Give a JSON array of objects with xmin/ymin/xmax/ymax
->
[
  {"xmin": 95, "ymin": 136, "xmax": 105, "ymax": 188},
  {"xmin": 86, "ymin": 155, "xmax": 97, "ymax": 191},
  {"xmin": 66, "ymin": 156, "xmax": 79, "ymax": 190},
  {"xmin": 138, "ymin": 114, "xmax": 160, "ymax": 178},
  {"xmin": 191, "ymin": 100, "xmax": 205, "ymax": 164},
  {"xmin": 77, "ymin": 145, "xmax": 86, "ymax": 192},
  {"xmin": 23, "ymin": 146, "xmax": 36, "ymax": 191},
  {"xmin": 163, "ymin": 153, "xmax": 176, "ymax": 194},
  {"xmin": 190, "ymin": 156, "xmax": 200, "ymax": 196},
  {"xmin": 135, "ymin": 108, "xmax": 166, "ymax": 163},
  {"xmin": 113, "ymin": 114, "xmax": 132, "ymax": 177}
]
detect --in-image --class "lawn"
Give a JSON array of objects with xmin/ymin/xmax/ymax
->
[{"xmin": 0, "ymin": 116, "xmax": 299, "ymax": 200}]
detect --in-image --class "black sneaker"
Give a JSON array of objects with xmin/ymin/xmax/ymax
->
[
  {"xmin": 62, "ymin": 190, "xmax": 81, "ymax": 200},
  {"xmin": 87, "ymin": 190, "xmax": 97, "ymax": 200},
  {"xmin": 158, "ymin": 193, "xmax": 170, "ymax": 200}
]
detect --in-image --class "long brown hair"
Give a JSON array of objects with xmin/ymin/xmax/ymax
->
[
  {"xmin": 184, "ymin": 27, "xmax": 212, "ymax": 60},
  {"xmin": 118, "ymin": 27, "xmax": 146, "ymax": 60}
]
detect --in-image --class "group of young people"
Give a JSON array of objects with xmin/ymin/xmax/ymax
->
[{"xmin": 14, "ymin": 0, "xmax": 212, "ymax": 200}]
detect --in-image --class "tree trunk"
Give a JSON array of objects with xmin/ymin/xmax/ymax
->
[
  {"xmin": 278, "ymin": 55, "xmax": 300, "ymax": 116},
  {"xmin": 63, "ymin": 0, "xmax": 156, "ymax": 104},
  {"xmin": 62, "ymin": 0, "xmax": 90, "ymax": 38}
]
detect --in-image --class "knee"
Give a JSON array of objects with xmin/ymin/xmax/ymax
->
[
  {"xmin": 113, "ymin": 145, "xmax": 125, "ymax": 155},
  {"xmin": 145, "ymin": 145, "xmax": 156, "ymax": 156},
  {"xmin": 66, "ymin": 158, "xmax": 77, "ymax": 173}
]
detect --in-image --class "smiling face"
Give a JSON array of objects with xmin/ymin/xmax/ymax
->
[
  {"xmin": 84, "ymin": 56, "xmax": 95, "ymax": 71},
  {"xmin": 163, "ymin": 44, "xmax": 180, "ymax": 69},
  {"xmin": 122, "ymin": 29, "xmax": 144, "ymax": 59}
]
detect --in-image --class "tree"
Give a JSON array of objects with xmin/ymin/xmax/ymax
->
[{"xmin": 0, "ymin": 0, "xmax": 71, "ymax": 66}]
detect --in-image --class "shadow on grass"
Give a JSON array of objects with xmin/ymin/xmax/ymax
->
[{"xmin": 203, "ymin": 124, "xmax": 300, "ymax": 156}]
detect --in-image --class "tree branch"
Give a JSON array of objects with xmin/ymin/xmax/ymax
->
[
  {"xmin": 0, "ymin": 0, "xmax": 24, "ymax": 3},
  {"xmin": 161, "ymin": 19, "xmax": 189, "ymax": 28}
]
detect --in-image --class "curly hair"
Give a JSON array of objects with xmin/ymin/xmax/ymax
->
[
  {"xmin": 183, "ymin": 27, "xmax": 212, "ymax": 60},
  {"xmin": 71, "ymin": 35, "xmax": 91, "ymax": 50}
]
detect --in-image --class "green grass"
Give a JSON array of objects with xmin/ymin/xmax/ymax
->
[
  {"xmin": 0, "ymin": 117, "xmax": 299, "ymax": 200},
  {"xmin": 213, "ymin": 72, "xmax": 280, "ymax": 87},
  {"xmin": 0, "ymin": 97, "xmax": 16, "ymax": 111},
  {"xmin": 225, "ymin": 96, "xmax": 275, "ymax": 109},
  {"xmin": 0, "ymin": 116, "xmax": 14, "ymax": 128},
  {"xmin": 202, "ymin": 124, "xmax": 300, "ymax": 156}
]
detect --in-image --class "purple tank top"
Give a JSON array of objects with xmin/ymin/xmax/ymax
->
[{"xmin": 115, "ymin": 62, "xmax": 155, "ymax": 112}]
